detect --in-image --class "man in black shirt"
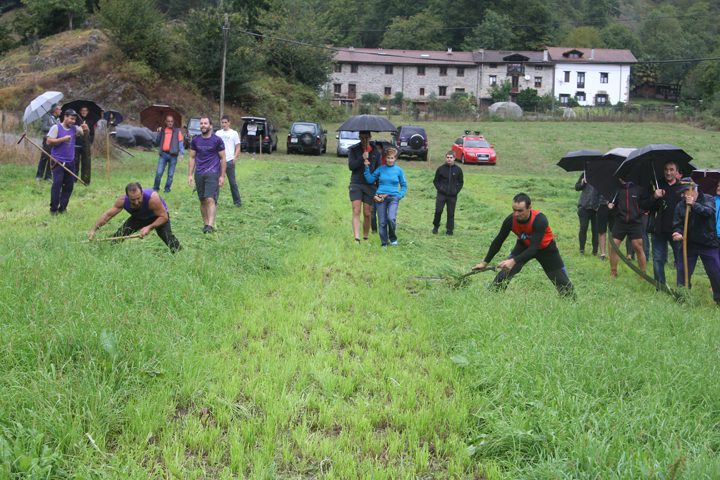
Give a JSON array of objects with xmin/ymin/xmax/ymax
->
[
  {"xmin": 432, "ymin": 151, "xmax": 463, "ymax": 235},
  {"xmin": 648, "ymin": 161, "xmax": 683, "ymax": 285},
  {"xmin": 473, "ymin": 193, "xmax": 575, "ymax": 297}
]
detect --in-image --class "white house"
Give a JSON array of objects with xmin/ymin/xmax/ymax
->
[{"xmin": 547, "ymin": 47, "xmax": 637, "ymax": 106}]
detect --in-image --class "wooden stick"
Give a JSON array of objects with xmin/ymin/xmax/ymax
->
[
  {"xmin": 84, "ymin": 234, "xmax": 142, "ymax": 243},
  {"xmin": 19, "ymin": 134, "xmax": 88, "ymax": 186},
  {"xmin": 111, "ymin": 142, "xmax": 136, "ymax": 157}
]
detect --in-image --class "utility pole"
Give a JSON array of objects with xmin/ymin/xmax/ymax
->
[{"xmin": 219, "ymin": 14, "xmax": 228, "ymax": 121}]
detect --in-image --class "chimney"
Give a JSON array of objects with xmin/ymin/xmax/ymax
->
[
  {"xmin": 447, "ymin": 48, "xmax": 453, "ymax": 55},
  {"xmin": 543, "ymin": 49, "xmax": 548, "ymax": 62},
  {"xmin": 349, "ymin": 46, "xmax": 354, "ymax": 51},
  {"xmin": 590, "ymin": 48, "xmax": 594, "ymax": 60}
]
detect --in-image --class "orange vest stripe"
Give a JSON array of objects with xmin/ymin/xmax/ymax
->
[{"xmin": 512, "ymin": 210, "xmax": 554, "ymax": 248}]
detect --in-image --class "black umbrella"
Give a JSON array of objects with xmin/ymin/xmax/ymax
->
[
  {"xmin": 336, "ymin": 115, "xmax": 397, "ymax": 132},
  {"xmin": 691, "ymin": 169, "xmax": 720, "ymax": 195},
  {"xmin": 586, "ymin": 150, "xmax": 628, "ymax": 200},
  {"xmin": 103, "ymin": 110, "xmax": 123, "ymax": 126},
  {"xmin": 557, "ymin": 150, "xmax": 603, "ymax": 173},
  {"xmin": 62, "ymin": 100, "xmax": 103, "ymax": 129},
  {"xmin": 615, "ymin": 144, "xmax": 693, "ymax": 187}
]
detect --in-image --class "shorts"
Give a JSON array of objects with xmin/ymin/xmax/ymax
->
[
  {"xmin": 612, "ymin": 221, "xmax": 643, "ymax": 241},
  {"xmin": 349, "ymin": 183, "xmax": 376, "ymax": 204},
  {"xmin": 195, "ymin": 173, "xmax": 220, "ymax": 200},
  {"xmin": 596, "ymin": 204, "xmax": 610, "ymax": 233}
]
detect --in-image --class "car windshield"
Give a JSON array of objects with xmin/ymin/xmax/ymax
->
[
  {"xmin": 465, "ymin": 140, "xmax": 490, "ymax": 148},
  {"xmin": 401, "ymin": 127, "xmax": 425, "ymax": 137},
  {"xmin": 292, "ymin": 124, "xmax": 315, "ymax": 134},
  {"xmin": 340, "ymin": 131, "xmax": 359, "ymax": 139},
  {"xmin": 188, "ymin": 119, "xmax": 201, "ymax": 129}
]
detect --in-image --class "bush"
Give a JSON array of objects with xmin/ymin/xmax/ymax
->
[{"xmin": 516, "ymin": 88, "xmax": 540, "ymax": 111}]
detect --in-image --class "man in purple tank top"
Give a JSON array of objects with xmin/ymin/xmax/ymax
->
[
  {"xmin": 46, "ymin": 108, "xmax": 88, "ymax": 215},
  {"xmin": 88, "ymin": 182, "xmax": 182, "ymax": 252},
  {"xmin": 188, "ymin": 116, "xmax": 226, "ymax": 233}
]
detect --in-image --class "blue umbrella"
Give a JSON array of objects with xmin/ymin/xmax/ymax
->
[{"xmin": 103, "ymin": 110, "xmax": 123, "ymax": 126}]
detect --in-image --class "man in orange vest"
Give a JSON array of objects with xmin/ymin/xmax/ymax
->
[{"xmin": 474, "ymin": 193, "xmax": 575, "ymax": 297}]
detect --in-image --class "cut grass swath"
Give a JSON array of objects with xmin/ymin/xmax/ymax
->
[{"xmin": 409, "ymin": 265, "xmax": 497, "ymax": 288}]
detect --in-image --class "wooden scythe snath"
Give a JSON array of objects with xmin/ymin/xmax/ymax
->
[{"xmin": 18, "ymin": 134, "xmax": 88, "ymax": 186}]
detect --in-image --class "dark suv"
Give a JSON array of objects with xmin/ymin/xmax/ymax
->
[
  {"xmin": 392, "ymin": 126, "xmax": 428, "ymax": 161},
  {"xmin": 184, "ymin": 117, "xmax": 201, "ymax": 149},
  {"xmin": 240, "ymin": 117, "xmax": 278, "ymax": 154},
  {"xmin": 287, "ymin": 122, "xmax": 327, "ymax": 155}
]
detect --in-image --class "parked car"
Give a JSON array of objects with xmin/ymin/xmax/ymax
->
[
  {"xmin": 336, "ymin": 131, "xmax": 360, "ymax": 157},
  {"xmin": 240, "ymin": 117, "xmax": 278, "ymax": 154},
  {"xmin": 287, "ymin": 122, "xmax": 327, "ymax": 155},
  {"xmin": 183, "ymin": 117, "xmax": 201, "ymax": 149},
  {"xmin": 392, "ymin": 126, "xmax": 428, "ymax": 161},
  {"xmin": 451, "ymin": 130, "xmax": 497, "ymax": 165}
]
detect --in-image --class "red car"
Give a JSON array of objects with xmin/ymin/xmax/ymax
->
[{"xmin": 451, "ymin": 132, "xmax": 497, "ymax": 165}]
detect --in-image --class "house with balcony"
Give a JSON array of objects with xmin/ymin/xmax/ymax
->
[
  {"xmin": 472, "ymin": 50, "xmax": 554, "ymax": 105},
  {"xmin": 547, "ymin": 47, "xmax": 636, "ymax": 106}
]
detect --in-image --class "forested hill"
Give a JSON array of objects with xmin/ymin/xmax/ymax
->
[{"xmin": 2, "ymin": 0, "xmax": 720, "ymax": 118}]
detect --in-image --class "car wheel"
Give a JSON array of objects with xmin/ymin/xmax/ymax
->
[
  {"xmin": 420, "ymin": 153, "xmax": 428, "ymax": 162},
  {"xmin": 408, "ymin": 134, "xmax": 424, "ymax": 150},
  {"xmin": 461, "ymin": 154, "xmax": 465, "ymax": 164}
]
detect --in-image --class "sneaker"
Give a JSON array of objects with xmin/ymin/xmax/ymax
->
[
  {"xmin": 391, "ymin": 241, "xmax": 398, "ymax": 246},
  {"xmin": 355, "ymin": 238, "xmax": 361, "ymax": 245},
  {"xmin": 36, "ymin": 176, "xmax": 42, "ymax": 181},
  {"xmin": 600, "ymin": 254, "xmax": 606, "ymax": 261},
  {"xmin": 202, "ymin": 225, "xmax": 210, "ymax": 233},
  {"xmin": 363, "ymin": 237, "xmax": 369, "ymax": 241},
  {"xmin": 164, "ymin": 189, "xmax": 171, "ymax": 193},
  {"xmin": 45, "ymin": 178, "xmax": 52, "ymax": 183},
  {"xmin": 58, "ymin": 209, "xmax": 66, "ymax": 214},
  {"xmin": 381, "ymin": 244, "xmax": 388, "ymax": 248},
  {"xmin": 610, "ymin": 270, "xmax": 618, "ymax": 278},
  {"xmin": 446, "ymin": 231, "xmax": 453, "ymax": 236},
  {"xmin": 50, "ymin": 210, "xmax": 57, "ymax": 216},
  {"xmin": 432, "ymin": 227, "xmax": 438, "ymax": 234},
  {"xmin": 579, "ymin": 250, "xmax": 585, "ymax": 255},
  {"xmin": 206, "ymin": 225, "xmax": 214, "ymax": 233}
]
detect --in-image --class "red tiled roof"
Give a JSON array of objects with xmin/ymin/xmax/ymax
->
[
  {"xmin": 331, "ymin": 48, "xmax": 476, "ymax": 66},
  {"xmin": 472, "ymin": 50, "xmax": 546, "ymax": 63},
  {"xmin": 547, "ymin": 47, "xmax": 637, "ymax": 63}
]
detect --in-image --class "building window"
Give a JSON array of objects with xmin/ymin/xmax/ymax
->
[
  {"xmin": 489, "ymin": 75, "xmax": 497, "ymax": 85},
  {"xmin": 576, "ymin": 91, "xmax": 586, "ymax": 102},
  {"xmin": 384, "ymin": 87, "xmax": 392, "ymax": 96},
  {"xmin": 600, "ymin": 72, "xmax": 608, "ymax": 83},
  {"xmin": 577, "ymin": 72, "xmax": 585, "ymax": 88},
  {"xmin": 350, "ymin": 64, "xmax": 358, "ymax": 73},
  {"xmin": 569, "ymin": 52, "xmax": 581, "ymax": 59},
  {"xmin": 535, "ymin": 65, "xmax": 543, "ymax": 70},
  {"xmin": 419, "ymin": 87, "xmax": 425, "ymax": 96},
  {"xmin": 333, "ymin": 83, "xmax": 341, "ymax": 94},
  {"xmin": 564, "ymin": 71, "xmax": 570, "ymax": 82},
  {"xmin": 457, "ymin": 67, "xmax": 464, "ymax": 77},
  {"xmin": 439, "ymin": 86, "xmax": 447, "ymax": 96},
  {"xmin": 385, "ymin": 65, "xmax": 393, "ymax": 74},
  {"xmin": 534, "ymin": 77, "xmax": 542, "ymax": 88},
  {"xmin": 417, "ymin": 66, "xmax": 425, "ymax": 75},
  {"xmin": 559, "ymin": 94, "xmax": 570, "ymax": 104},
  {"xmin": 334, "ymin": 63, "xmax": 342, "ymax": 73},
  {"xmin": 489, "ymin": 63, "xmax": 497, "ymax": 68},
  {"xmin": 596, "ymin": 94, "xmax": 608, "ymax": 105},
  {"xmin": 455, "ymin": 88, "xmax": 465, "ymax": 93},
  {"xmin": 439, "ymin": 66, "xmax": 447, "ymax": 76}
]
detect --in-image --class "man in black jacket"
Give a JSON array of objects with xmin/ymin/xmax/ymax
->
[
  {"xmin": 432, "ymin": 151, "xmax": 464, "ymax": 235},
  {"xmin": 673, "ymin": 178, "xmax": 720, "ymax": 305},
  {"xmin": 575, "ymin": 173, "xmax": 600, "ymax": 255},
  {"xmin": 608, "ymin": 178, "xmax": 648, "ymax": 277},
  {"xmin": 35, "ymin": 104, "xmax": 61, "ymax": 181},
  {"xmin": 648, "ymin": 161, "xmax": 684, "ymax": 286}
]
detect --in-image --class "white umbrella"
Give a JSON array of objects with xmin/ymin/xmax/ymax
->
[{"xmin": 23, "ymin": 91, "xmax": 63, "ymax": 125}]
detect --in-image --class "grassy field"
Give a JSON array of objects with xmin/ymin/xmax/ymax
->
[{"xmin": 2, "ymin": 121, "xmax": 720, "ymax": 479}]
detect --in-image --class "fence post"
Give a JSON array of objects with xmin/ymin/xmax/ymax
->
[{"xmin": 1, "ymin": 111, "xmax": 4, "ymax": 145}]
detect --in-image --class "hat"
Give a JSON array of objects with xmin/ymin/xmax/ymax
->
[
  {"xmin": 678, "ymin": 177, "xmax": 697, "ymax": 192},
  {"xmin": 63, "ymin": 108, "xmax": 78, "ymax": 118}
]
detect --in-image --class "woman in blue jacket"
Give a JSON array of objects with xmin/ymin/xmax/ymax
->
[{"xmin": 364, "ymin": 147, "xmax": 407, "ymax": 246}]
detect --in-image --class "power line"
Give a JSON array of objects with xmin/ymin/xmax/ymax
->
[
  {"xmin": 260, "ymin": 12, "xmax": 720, "ymax": 33},
  {"xmin": 226, "ymin": 26, "xmax": 720, "ymax": 66}
]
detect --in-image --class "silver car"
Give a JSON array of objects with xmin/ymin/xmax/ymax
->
[{"xmin": 336, "ymin": 131, "xmax": 360, "ymax": 157}]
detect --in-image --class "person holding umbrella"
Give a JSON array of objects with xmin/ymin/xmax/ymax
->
[
  {"xmin": 575, "ymin": 173, "xmax": 600, "ymax": 255},
  {"xmin": 35, "ymin": 103, "xmax": 61, "ymax": 182},
  {"xmin": 672, "ymin": 178, "xmax": 720, "ymax": 305},
  {"xmin": 647, "ymin": 161, "xmax": 684, "ymax": 286},
  {"xmin": 46, "ymin": 109, "xmax": 88, "ymax": 215},
  {"xmin": 607, "ymin": 176, "xmax": 649, "ymax": 278},
  {"xmin": 348, "ymin": 131, "xmax": 381, "ymax": 244}
]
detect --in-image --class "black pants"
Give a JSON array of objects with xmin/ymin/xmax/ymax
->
[
  {"xmin": 35, "ymin": 137, "xmax": 53, "ymax": 180},
  {"xmin": 433, "ymin": 193, "xmax": 457, "ymax": 233},
  {"xmin": 577, "ymin": 207, "xmax": 598, "ymax": 254},
  {"xmin": 113, "ymin": 216, "xmax": 182, "ymax": 253},
  {"xmin": 371, "ymin": 202, "xmax": 377, "ymax": 232},
  {"xmin": 492, "ymin": 241, "xmax": 575, "ymax": 298}
]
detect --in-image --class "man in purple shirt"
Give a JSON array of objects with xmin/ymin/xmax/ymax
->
[
  {"xmin": 46, "ymin": 108, "xmax": 88, "ymax": 215},
  {"xmin": 188, "ymin": 117, "xmax": 226, "ymax": 233}
]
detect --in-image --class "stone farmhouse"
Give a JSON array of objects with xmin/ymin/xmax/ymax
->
[{"xmin": 328, "ymin": 47, "xmax": 637, "ymax": 108}]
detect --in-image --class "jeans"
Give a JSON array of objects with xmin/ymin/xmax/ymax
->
[
  {"xmin": 376, "ymin": 195, "xmax": 399, "ymax": 245},
  {"xmin": 434, "ymin": 193, "xmax": 457, "ymax": 233},
  {"xmin": 154, "ymin": 152, "xmax": 178, "ymax": 192},
  {"xmin": 677, "ymin": 244, "xmax": 720, "ymax": 300},
  {"xmin": 577, "ymin": 207, "xmax": 598, "ymax": 254},
  {"xmin": 49, "ymin": 161, "xmax": 76, "ymax": 212},
  {"xmin": 220, "ymin": 160, "xmax": 242, "ymax": 205},
  {"xmin": 651, "ymin": 232, "xmax": 682, "ymax": 285},
  {"xmin": 35, "ymin": 137, "xmax": 53, "ymax": 180}
]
